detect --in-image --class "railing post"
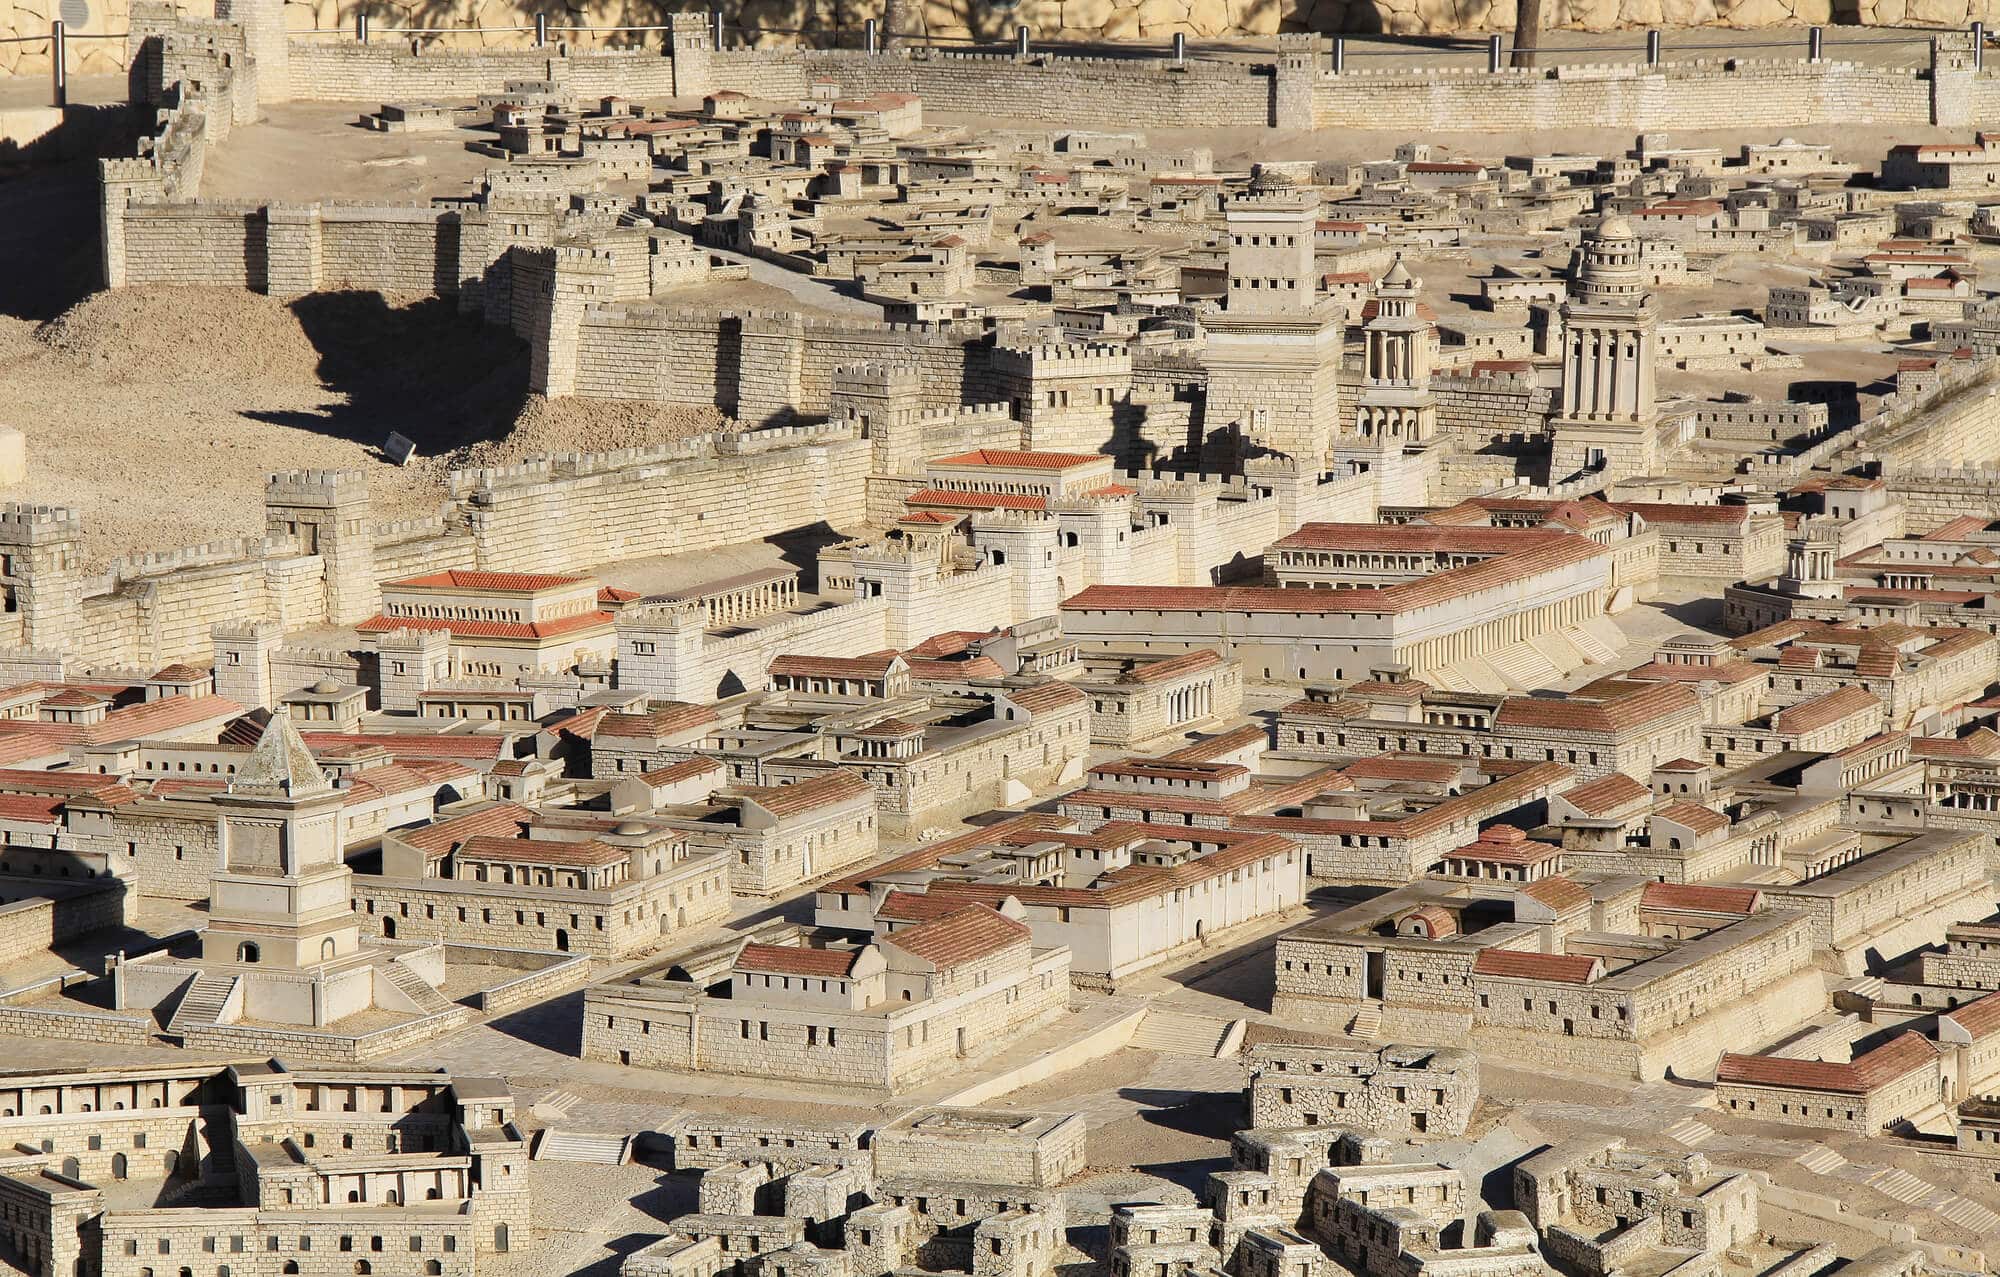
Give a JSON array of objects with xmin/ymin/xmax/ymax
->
[
  {"xmin": 1331, "ymin": 34, "xmax": 1344, "ymax": 73},
  {"xmin": 355, "ymin": 10, "xmax": 368, "ymax": 42},
  {"xmin": 1016, "ymin": 24, "xmax": 1030, "ymax": 58},
  {"xmin": 1974, "ymin": 20, "xmax": 1985, "ymax": 69},
  {"xmin": 1808, "ymin": 24, "xmax": 1822, "ymax": 61},
  {"xmin": 1487, "ymin": 32, "xmax": 1502, "ymax": 72},
  {"xmin": 1645, "ymin": 28, "xmax": 1660, "ymax": 65},
  {"xmin": 534, "ymin": 12, "xmax": 547, "ymax": 45},
  {"xmin": 710, "ymin": 8, "xmax": 723, "ymax": 48},
  {"xmin": 864, "ymin": 17, "xmax": 877, "ymax": 51},
  {"xmin": 49, "ymin": 18, "xmax": 66, "ymax": 109},
  {"xmin": 1172, "ymin": 31, "xmax": 1185, "ymax": 62}
]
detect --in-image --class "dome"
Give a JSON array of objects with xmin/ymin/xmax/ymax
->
[
  {"xmin": 1248, "ymin": 164, "xmax": 1295, "ymax": 193},
  {"xmin": 1595, "ymin": 213, "xmax": 1635, "ymax": 240},
  {"xmin": 614, "ymin": 820, "xmax": 649, "ymax": 836},
  {"xmin": 311, "ymin": 677, "xmax": 341, "ymax": 695}
]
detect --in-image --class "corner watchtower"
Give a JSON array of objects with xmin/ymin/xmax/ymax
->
[
  {"xmin": 0, "ymin": 504, "xmax": 85, "ymax": 651},
  {"xmin": 266, "ymin": 470, "xmax": 377, "ymax": 627}
]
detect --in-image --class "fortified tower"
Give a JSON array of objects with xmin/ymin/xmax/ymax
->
[
  {"xmin": 0, "ymin": 504, "xmax": 85, "ymax": 652},
  {"xmin": 990, "ymin": 342, "xmax": 1132, "ymax": 455},
  {"xmin": 215, "ymin": 0, "xmax": 290, "ymax": 104},
  {"xmin": 1202, "ymin": 168, "xmax": 1342, "ymax": 468},
  {"xmin": 1337, "ymin": 258, "xmax": 1440, "ymax": 505},
  {"xmin": 265, "ymin": 470, "xmax": 378, "ymax": 627},
  {"xmin": 1550, "ymin": 213, "xmax": 1660, "ymax": 485}
]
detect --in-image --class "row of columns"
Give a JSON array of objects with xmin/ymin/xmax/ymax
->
[
  {"xmin": 1413, "ymin": 589, "xmax": 1599, "ymax": 672},
  {"xmin": 700, "ymin": 577, "xmax": 799, "ymax": 626},
  {"xmin": 1169, "ymin": 681, "xmax": 1214, "ymax": 725}
]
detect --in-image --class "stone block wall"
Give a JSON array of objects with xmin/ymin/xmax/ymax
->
[
  {"xmin": 0, "ymin": 879, "xmax": 129, "ymax": 966},
  {"xmin": 0, "ymin": 1107, "xmax": 204, "ymax": 1184},
  {"xmin": 97, "ymin": 1207, "xmax": 479, "ymax": 1277}
]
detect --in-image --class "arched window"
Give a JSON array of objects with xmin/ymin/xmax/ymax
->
[{"xmin": 236, "ymin": 941, "xmax": 260, "ymax": 964}]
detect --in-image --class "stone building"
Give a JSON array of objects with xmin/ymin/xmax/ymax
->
[
  {"xmin": 1245, "ymin": 1040, "xmax": 1478, "ymax": 1136},
  {"xmin": 581, "ymin": 902, "xmax": 1071, "ymax": 1090},
  {"xmin": 1550, "ymin": 214, "xmax": 1661, "ymax": 484}
]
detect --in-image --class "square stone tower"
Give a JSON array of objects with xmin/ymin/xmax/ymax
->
[
  {"xmin": 0, "ymin": 504, "xmax": 85, "ymax": 652},
  {"xmin": 202, "ymin": 712, "xmax": 361, "ymax": 971},
  {"xmin": 1550, "ymin": 213, "xmax": 1660, "ymax": 485},
  {"xmin": 1203, "ymin": 168, "xmax": 1342, "ymax": 468},
  {"xmin": 265, "ymin": 470, "xmax": 379, "ymax": 628}
]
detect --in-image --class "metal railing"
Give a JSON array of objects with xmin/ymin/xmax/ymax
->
[{"xmin": 1322, "ymin": 23, "xmax": 1940, "ymax": 72}]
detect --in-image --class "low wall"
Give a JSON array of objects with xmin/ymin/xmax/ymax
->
[
  {"xmin": 288, "ymin": 41, "xmax": 678, "ymax": 100},
  {"xmin": 1309, "ymin": 55, "xmax": 1933, "ymax": 130}
]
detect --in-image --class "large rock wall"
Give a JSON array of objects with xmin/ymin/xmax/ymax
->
[{"xmin": 6, "ymin": 0, "xmax": 1993, "ymax": 82}]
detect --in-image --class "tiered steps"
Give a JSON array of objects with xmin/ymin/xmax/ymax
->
[
  {"xmin": 1866, "ymin": 1167, "xmax": 1934, "ymax": 1204},
  {"xmin": 1484, "ymin": 641, "xmax": 1563, "ymax": 691},
  {"xmin": 167, "ymin": 973, "xmax": 235, "ymax": 1034},
  {"xmin": 533, "ymin": 1130, "xmax": 632, "ymax": 1165},
  {"xmin": 1795, "ymin": 1146, "xmax": 1847, "ymax": 1174},
  {"xmin": 385, "ymin": 963, "xmax": 456, "ymax": 1015},
  {"xmin": 1935, "ymin": 1194, "xmax": 2000, "ymax": 1234},
  {"xmin": 1663, "ymin": 1118, "xmax": 1715, "ymax": 1147},
  {"xmin": 1347, "ymin": 1004, "xmax": 1383, "ymax": 1041},
  {"xmin": 535, "ymin": 1090, "xmax": 581, "ymax": 1118},
  {"xmin": 1563, "ymin": 622, "xmax": 1626, "ymax": 666},
  {"xmin": 1130, "ymin": 1008, "xmax": 1235, "ymax": 1058}
]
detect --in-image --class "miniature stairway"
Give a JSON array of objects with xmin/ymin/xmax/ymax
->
[
  {"xmin": 1662, "ymin": 1118, "xmax": 1715, "ymax": 1147},
  {"xmin": 1347, "ymin": 1004, "xmax": 1383, "ymax": 1041},
  {"xmin": 1130, "ymin": 1008, "xmax": 1235, "ymax": 1058},
  {"xmin": 1563, "ymin": 622, "xmax": 1626, "ymax": 666},
  {"xmin": 167, "ymin": 973, "xmax": 236, "ymax": 1034},
  {"xmin": 1483, "ymin": 641, "xmax": 1564, "ymax": 691},
  {"xmin": 534, "ymin": 1130, "xmax": 632, "ymax": 1165},
  {"xmin": 1935, "ymin": 1194, "xmax": 2000, "ymax": 1234},
  {"xmin": 384, "ymin": 963, "xmax": 456, "ymax": 1016},
  {"xmin": 1794, "ymin": 1146, "xmax": 1846, "ymax": 1174},
  {"xmin": 1866, "ymin": 1167, "xmax": 1935, "ymax": 1205}
]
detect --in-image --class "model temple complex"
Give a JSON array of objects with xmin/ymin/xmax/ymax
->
[{"xmin": 23, "ymin": 2, "xmax": 2000, "ymax": 1275}]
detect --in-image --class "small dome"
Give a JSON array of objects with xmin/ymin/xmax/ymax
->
[
  {"xmin": 1596, "ymin": 213, "xmax": 1635, "ymax": 240},
  {"xmin": 1248, "ymin": 164, "xmax": 1295, "ymax": 193},
  {"xmin": 614, "ymin": 820, "xmax": 648, "ymax": 836},
  {"xmin": 311, "ymin": 677, "xmax": 341, "ymax": 695}
]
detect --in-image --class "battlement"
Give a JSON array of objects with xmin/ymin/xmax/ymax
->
[
  {"xmin": 375, "ymin": 626, "xmax": 454, "ymax": 650},
  {"xmin": 618, "ymin": 600, "xmax": 708, "ymax": 629},
  {"xmin": 105, "ymin": 534, "xmax": 302, "ymax": 585},
  {"xmin": 212, "ymin": 620, "xmax": 282, "ymax": 642},
  {"xmin": 266, "ymin": 469, "xmax": 371, "ymax": 507},
  {"xmin": 831, "ymin": 363, "xmax": 924, "ymax": 392},
  {"xmin": 0, "ymin": 505, "xmax": 83, "ymax": 544},
  {"xmin": 916, "ymin": 402, "xmax": 1014, "ymax": 425}
]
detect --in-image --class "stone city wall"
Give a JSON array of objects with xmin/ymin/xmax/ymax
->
[
  {"xmin": 1885, "ymin": 464, "xmax": 2000, "ymax": 533},
  {"xmin": 1309, "ymin": 55, "xmax": 1933, "ymax": 131},
  {"xmin": 0, "ymin": 880, "xmax": 129, "ymax": 967},
  {"xmin": 286, "ymin": 42, "xmax": 678, "ymax": 100},
  {"xmin": 96, "ymin": 1208, "xmax": 478, "ymax": 1277}
]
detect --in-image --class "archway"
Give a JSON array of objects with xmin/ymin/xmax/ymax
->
[
  {"xmin": 321, "ymin": 938, "xmax": 337, "ymax": 961},
  {"xmin": 235, "ymin": 941, "xmax": 260, "ymax": 964},
  {"xmin": 382, "ymin": 917, "xmax": 396, "ymax": 939},
  {"xmin": 111, "ymin": 1152, "xmax": 127, "ymax": 1179},
  {"xmin": 554, "ymin": 928, "xmax": 569, "ymax": 953},
  {"xmin": 60, "ymin": 1157, "xmax": 78, "ymax": 1179}
]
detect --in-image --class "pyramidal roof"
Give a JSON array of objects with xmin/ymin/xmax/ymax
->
[{"xmin": 230, "ymin": 711, "xmax": 333, "ymax": 798}]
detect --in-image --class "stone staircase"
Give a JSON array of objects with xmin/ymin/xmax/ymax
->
[
  {"xmin": 384, "ymin": 962, "xmax": 456, "ymax": 1016},
  {"xmin": 533, "ymin": 1129, "xmax": 632, "ymax": 1165},
  {"xmin": 1663, "ymin": 1118, "xmax": 1716, "ymax": 1147},
  {"xmin": 1347, "ymin": 1004, "xmax": 1382, "ymax": 1041},
  {"xmin": 167, "ymin": 973, "xmax": 236, "ymax": 1035},
  {"xmin": 1563, "ymin": 622, "xmax": 1626, "ymax": 666},
  {"xmin": 1130, "ymin": 1008, "xmax": 1238, "ymax": 1058},
  {"xmin": 1794, "ymin": 1146, "xmax": 1846, "ymax": 1174},
  {"xmin": 1865, "ymin": 1167, "xmax": 1934, "ymax": 1204},
  {"xmin": 1483, "ymin": 641, "xmax": 1563, "ymax": 691},
  {"xmin": 1935, "ymin": 1194, "xmax": 2000, "ymax": 1234},
  {"xmin": 534, "ymin": 1089, "xmax": 582, "ymax": 1119}
]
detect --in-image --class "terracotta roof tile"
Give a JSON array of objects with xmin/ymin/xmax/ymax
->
[
  {"xmin": 736, "ymin": 943, "xmax": 860, "ymax": 978},
  {"xmin": 1774, "ymin": 686, "xmax": 1881, "ymax": 735},
  {"xmin": 1560, "ymin": 772, "xmax": 1652, "ymax": 816},
  {"xmin": 390, "ymin": 569, "xmax": 587, "ymax": 592},
  {"xmin": 1472, "ymin": 949, "xmax": 1599, "ymax": 983},
  {"xmin": 931, "ymin": 449, "xmax": 1104, "ymax": 470},
  {"xmin": 736, "ymin": 770, "xmax": 873, "ymax": 818},
  {"xmin": 884, "ymin": 904, "xmax": 1030, "ymax": 969},
  {"xmin": 1642, "ymin": 882, "xmax": 1760, "ymax": 914}
]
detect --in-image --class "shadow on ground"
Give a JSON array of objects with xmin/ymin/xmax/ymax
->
[{"xmin": 243, "ymin": 290, "xmax": 530, "ymax": 456}]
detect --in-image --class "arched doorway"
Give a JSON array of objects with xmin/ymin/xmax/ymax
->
[
  {"xmin": 321, "ymin": 938, "xmax": 337, "ymax": 961},
  {"xmin": 59, "ymin": 1157, "xmax": 78, "ymax": 1179},
  {"xmin": 382, "ymin": 917, "xmax": 396, "ymax": 939},
  {"xmin": 554, "ymin": 928, "xmax": 569, "ymax": 952},
  {"xmin": 111, "ymin": 1152, "xmax": 127, "ymax": 1179},
  {"xmin": 235, "ymin": 941, "xmax": 260, "ymax": 964}
]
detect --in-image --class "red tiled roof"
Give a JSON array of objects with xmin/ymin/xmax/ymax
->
[
  {"xmin": 389, "ymin": 570, "xmax": 586, "ymax": 592},
  {"xmin": 355, "ymin": 611, "xmax": 613, "ymax": 641},
  {"xmin": 0, "ymin": 793, "xmax": 65, "ymax": 824},
  {"xmin": 931, "ymin": 449, "xmax": 1103, "ymax": 470},
  {"xmin": 1774, "ymin": 685, "xmax": 1881, "ymax": 735},
  {"xmin": 736, "ymin": 943, "xmax": 860, "ymax": 978},
  {"xmin": 736, "ymin": 770, "xmax": 873, "ymax": 818},
  {"xmin": 1517, "ymin": 874, "xmax": 1589, "ymax": 912},
  {"xmin": 884, "ymin": 904, "xmax": 1030, "ymax": 969},
  {"xmin": 877, "ymin": 889, "xmax": 969, "ymax": 923},
  {"xmin": 1655, "ymin": 801, "xmax": 1729, "ymax": 836},
  {"xmin": 1472, "ymin": 949, "xmax": 1599, "ymax": 983},
  {"xmin": 456, "ymin": 834, "xmax": 628, "ymax": 868},
  {"xmin": 1641, "ymin": 882, "xmax": 1760, "ymax": 914},
  {"xmin": 1717, "ymin": 1032, "xmax": 1935, "ymax": 1094},
  {"xmin": 1945, "ymin": 989, "xmax": 2000, "ymax": 1040},
  {"xmin": 769, "ymin": 651, "xmax": 902, "ymax": 680},
  {"xmin": 595, "ymin": 703, "xmax": 718, "ymax": 740},
  {"xmin": 1560, "ymin": 772, "xmax": 1652, "ymax": 816},
  {"xmin": 1493, "ymin": 683, "xmax": 1700, "ymax": 735},
  {"xmin": 302, "ymin": 732, "xmax": 509, "ymax": 762},
  {"xmin": 906, "ymin": 488, "xmax": 1048, "ymax": 512}
]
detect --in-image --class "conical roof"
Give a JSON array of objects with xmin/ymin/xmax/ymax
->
[
  {"xmin": 230, "ymin": 710, "xmax": 332, "ymax": 798},
  {"xmin": 1381, "ymin": 257, "xmax": 1414, "ymax": 288}
]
